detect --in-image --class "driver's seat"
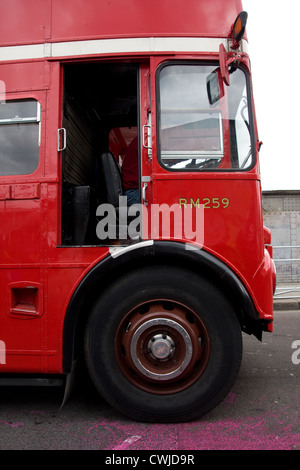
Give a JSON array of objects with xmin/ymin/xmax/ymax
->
[
  {"xmin": 97, "ymin": 151, "xmax": 131, "ymax": 242},
  {"xmin": 98, "ymin": 151, "xmax": 123, "ymax": 208}
]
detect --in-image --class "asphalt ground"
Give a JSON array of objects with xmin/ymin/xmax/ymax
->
[{"xmin": 0, "ymin": 308, "xmax": 299, "ymax": 454}]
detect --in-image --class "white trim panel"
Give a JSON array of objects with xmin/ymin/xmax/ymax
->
[
  {"xmin": 0, "ymin": 37, "xmax": 248, "ymax": 61},
  {"xmin": 109, "ymin": 240, "xmax": 154, "ymax": 259}
]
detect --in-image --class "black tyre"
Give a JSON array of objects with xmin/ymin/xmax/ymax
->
[{"xmin": 84, "ymin": 266, "xmax": 242, "ymax": 422}]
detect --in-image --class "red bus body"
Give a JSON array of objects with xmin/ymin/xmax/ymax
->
[{"xmin": 0, "ymin": 0, "xmax": 275, "ymax": 421}]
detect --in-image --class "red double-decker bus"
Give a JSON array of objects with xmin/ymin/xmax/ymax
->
[{"xmin": 0, "ymin": 0, "xmax": 275, "ymax": 422}]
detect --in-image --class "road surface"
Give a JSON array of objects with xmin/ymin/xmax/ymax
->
[{"xmin": 0, "ymin": 310, "xmax": 299, "ymax": 451}]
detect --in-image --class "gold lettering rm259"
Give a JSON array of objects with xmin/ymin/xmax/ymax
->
[{"xmin": 179, "ymin": 197, "xmax": 230, "ymax": 209}]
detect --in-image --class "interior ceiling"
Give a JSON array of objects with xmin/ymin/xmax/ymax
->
[{"xmin": 64, "ymin": 63, "xmax": 138, "ymax": 127}]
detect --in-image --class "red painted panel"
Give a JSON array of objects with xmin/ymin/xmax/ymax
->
[
  {"xmin": 151, "ymin": 176, "xmax": 273, "ymax": 318},
  {"xmin": 0, "ymin": 0, "xmax": 244, "ymax": 46},
  {"xmin": 51, "ymin": 0, "xmax": 242, "ymax": 41},
  {"xmin": 0, "ymin": 198, "xmax": 41, "ymax": 264},
  {"xmin": 0, "ymin": 269, "xmax": 44, "ymax": 373},
  {"xmin": 0, "ymin": 0, "xmax": 45, "ymax": 46},
  {"xmin": 0, "ymin": 62, "xmax": 45, "ymax": 94}
]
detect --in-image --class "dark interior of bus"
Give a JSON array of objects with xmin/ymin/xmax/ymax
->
[{"xmin": 61, "ymin": 63, "xmax": 138, "ymax": 245}]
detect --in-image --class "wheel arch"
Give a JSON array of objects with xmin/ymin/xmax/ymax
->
[{"xmin": 62, "ymin": 240, "xmax": 261, "ymax": 373}]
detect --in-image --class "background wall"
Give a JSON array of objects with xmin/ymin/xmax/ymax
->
[{"xmin": 263, "ymin": 191, "xmax": 300, "ymax": 284}]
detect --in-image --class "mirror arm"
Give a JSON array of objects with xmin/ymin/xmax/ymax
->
[{"xmin": 219, "ymin": 44, "xmax": 241, "ymax": 86}]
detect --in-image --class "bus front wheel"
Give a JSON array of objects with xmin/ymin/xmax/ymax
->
[{"xmin": 84, "ymin": 266, "xmax": 242, "ymax": 422}]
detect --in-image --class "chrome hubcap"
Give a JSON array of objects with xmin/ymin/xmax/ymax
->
[{"xmin": 130, "ymin": 318, "xmax": 193, "ymax": 381}]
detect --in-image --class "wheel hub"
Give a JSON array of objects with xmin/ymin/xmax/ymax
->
[
  {"xmin": 148, "ymin": 333, "xmax": 175, "ymax": 360},
  {"xmin": 115, "ymin": 300, "xmax": 210, "ymax": 394}
]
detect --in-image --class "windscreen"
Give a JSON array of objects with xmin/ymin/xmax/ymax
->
[{"xmin": 158, "ymin": 64, "xmax": 254, "ymax": 171}]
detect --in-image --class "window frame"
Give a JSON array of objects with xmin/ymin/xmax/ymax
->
[
  {"xmin": 156, "ymin": 60, "xmax": 256, "ymax": 173},
  {"xmin": 0, "ymin": 98, "xmax": 41, "ymax": 177}
]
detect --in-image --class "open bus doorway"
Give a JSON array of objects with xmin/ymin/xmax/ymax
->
[{"xmin": 60, "ymin": 62, "xmax": 139, "ymax": 246}]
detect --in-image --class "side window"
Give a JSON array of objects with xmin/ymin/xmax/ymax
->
[
  {"xmin": 157, "ymin": 64, "xmax": 254, "ymax": 171},
  {"xmin": 0, "ymin": 99, "xmax": 40, "ymax": 176}
]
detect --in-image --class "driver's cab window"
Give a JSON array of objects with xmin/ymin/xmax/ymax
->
[{"xmin": 157, "ymin": 63, "xmax": 254, "ymax": 171}]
